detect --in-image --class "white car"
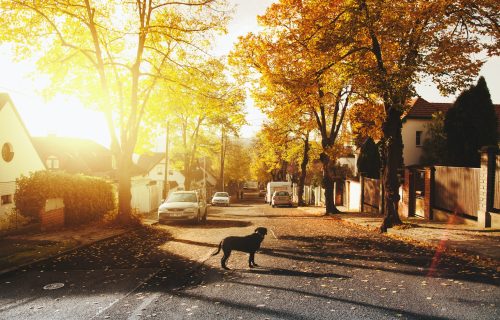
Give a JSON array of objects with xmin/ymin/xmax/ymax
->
[
  {"xmin": 158, "ymin": 191, "xmax": 207, "ymax": 224},
  {"xmin": 211, "ymin": 192, "xmax": 230, "ymax": 207}
]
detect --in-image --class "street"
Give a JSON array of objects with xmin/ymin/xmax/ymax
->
[{"xmin": 1, "ymin": 196, "xmax": 498, "ymax": 320}]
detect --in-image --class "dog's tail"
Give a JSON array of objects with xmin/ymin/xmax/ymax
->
[{"xmin": 211, "ymin": 241, "xmax": 222, "ymax": 256}]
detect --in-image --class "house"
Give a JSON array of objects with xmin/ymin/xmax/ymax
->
[
  {"xmin": 32, "ymin": 136, "xmax": 114, "ymax": 177},
  {"xmin": 0, "ymin": 93, "xmax": 46, "ymax": 219},
  {"xmin": 130, "ymin": 153, "xmax": 186, "ymax": 213},
  {"xmin": 402, "ymin": 97, "xmax": 500, "ymax": 166},
  {"xmin": 134, "ymin": 153, "xmax": 186, "ymax": 193}
]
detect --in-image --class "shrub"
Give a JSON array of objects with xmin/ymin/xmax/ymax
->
[{"xmin": 15, "ymin": 171, "xmax": 115, "ymax": 226}]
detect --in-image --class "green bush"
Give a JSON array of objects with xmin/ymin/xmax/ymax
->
[{"xmin": 15, "ymin": 171, "xmax": 115, "ymax": 226}]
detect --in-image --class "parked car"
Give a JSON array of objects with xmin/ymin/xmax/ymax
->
[
  {"xmin": 211, "ymin": 192, "xmax": 230, "ymax": 207},
  {"xmin": 158, "ymin": 191, "xmax": 207, "ymax": 224},
  {"xmin": 271, "ymin": 190, "xmax": 293, "ymax": 207}
]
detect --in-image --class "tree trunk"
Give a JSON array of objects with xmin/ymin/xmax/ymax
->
[
  {"xmin": 298, "ymin": 135, "xmax": 310, "ymax": 206},
  {"xmin": 117, "ymin": 153, "xmax": 133, "ymax": 224},
  {"xmin": 320, "ymin": 152, "xmax": 341, "ymax": 214},
  {"xmin": 379, "ymin": 107, "xmax": 403, "ymax": 232}
]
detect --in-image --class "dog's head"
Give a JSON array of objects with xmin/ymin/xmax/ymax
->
[{"xmin": 254, "ymin": 227, "xmax": 267, "ymax": 237}]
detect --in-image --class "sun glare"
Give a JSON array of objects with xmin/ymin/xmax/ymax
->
[{"xmin": 0, "ymin": 50, "xmax": 110, "ymax": 148}]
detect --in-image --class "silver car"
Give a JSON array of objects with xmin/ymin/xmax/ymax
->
[
  {"xmin": 271, "ymin": 190, "xmax": 293, "ymax": 207},
  {"xmin": 158, "ymin": 191, "xmax": 207, "ymax": 224}
]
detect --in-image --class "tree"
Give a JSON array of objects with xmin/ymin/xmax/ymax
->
[
  {"xmin": 250, "ymin": 124, "xmax": 290, "ymax": 183},
  {"xmin": 1, "ymin": 0, "xmax": 230, "ymax": 224},
  {"xmin": 224, "ymin": 138, "xmax": 253, "ymax": 192},
  {"xmin": 420, "ymin": 112, "xmax": 447, "ymax": 165},
  {"xmin": 357, "ymin": 138, "xmax": 381, "ymax": 179},
  {"xmin": 231, "ymin": 0, "xmax": 357, "ymax": 214},
  {"xmin": 315, "ymin": 0, "xmax": 499, "ymax": 231},
  {"xmin": 444, "ymin": 76, "xmax": 498, "ymax": 167},
  {"xmin": 160, "ymin": 60, "xmax": 245, "ymax": 190}
]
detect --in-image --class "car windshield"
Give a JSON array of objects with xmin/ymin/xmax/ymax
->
[
  {"xmin": 214, "ymin": 192, "xmax": 229, "ymax": 197},
  {"xmin": 167, "ymin": 193, "xmax": 197, "ymax": 203},
  {"xmin": 275, "ymin": 191, "xmax": 289, "ymax": 196}
]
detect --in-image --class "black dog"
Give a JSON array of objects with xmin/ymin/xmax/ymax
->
[{"xmin": 211, "ymin": 227, "xmax": 267, "ymax": 270}]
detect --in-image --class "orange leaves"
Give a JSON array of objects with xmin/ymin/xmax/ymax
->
[{"xmin": 348, "ymin": 100, "xmax": 385, "ymax": 143}]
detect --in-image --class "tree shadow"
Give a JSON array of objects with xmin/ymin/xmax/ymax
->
[
  {"xmin": 238, "ymin": 267, "xmax": 345, "ymax": 279},
  {"xmin": 161, "ymin": 219, "xmax": 252, "ymax": 229},
  {"xmin": 262, "ymin": 234, "xmax": 499, "ymax": 285},
  {"xmin": 165, "ymin": 280, "xmax": 450, "ymax": 320}
]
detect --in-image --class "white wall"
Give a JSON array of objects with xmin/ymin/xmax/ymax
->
[
  {"xmin": 402, "ymin": 118, "xmax": 429, "ymax": 166},
  {"xmin": 0, "ymin": 101, "xmax": 45, "ymax": 182},
  {"xmin": 0, "ymin": 100, "xmax": 45, "ymax": 218},
  {"xmin": 346, "ymin": 180, "xmax": 360, "ymax": 211},
  {"xmin": 131, "ymin": 177, "xmax": 161, "ymax": 214}
]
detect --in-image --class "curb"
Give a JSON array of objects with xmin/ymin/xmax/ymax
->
[{"xmin": 0, "ymin": 228, "xmax": 130, "ymax": 278}]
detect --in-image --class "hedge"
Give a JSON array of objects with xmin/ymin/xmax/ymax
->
[{"xmin": 15, "ymin": 171, "xmax": 115, "ymax": 226}]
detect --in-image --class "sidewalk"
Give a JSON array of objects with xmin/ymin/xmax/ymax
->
[
  {"xmin": 0, "ymin": 222, "xmax": 129, "ymax": 276},
  {"xmin": 298, "ymin": 206, "xmax": 500, "ymax": 266}
]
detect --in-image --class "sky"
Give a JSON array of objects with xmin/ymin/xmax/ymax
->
[{"xmin": 0, "ymin": 0, "xmax": 498, "ymax": 149}]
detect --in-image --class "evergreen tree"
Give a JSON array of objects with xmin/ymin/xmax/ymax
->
[
  {"xmin": 357, "ymin": 138, "xmax": 381, "ymax": 179},
  {"xmin": 444, "ymin": 77, "xmax": 497, "ymax": 167}
]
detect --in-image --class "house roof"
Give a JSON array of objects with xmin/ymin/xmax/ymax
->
[
  {"xmin": 32, "ymin": 136, "xmax": 113, "ymax": 174},
  {"xmin": 405, "ymin": 97, "xmax": 500, "ymax": 138},
  {"xmin": 404, "ymin": 97, "xmax": 454, "ymax": 119},
  {"xmin": 0, "ymin": 93, "xmax": 47, "ymax": 169},
  {"xmin": 136, "ymin": 153, "xmax": 165, "ymax": 173}
]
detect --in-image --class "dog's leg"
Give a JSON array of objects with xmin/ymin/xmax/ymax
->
[
  {"xmin": 249, "ymin": 252, "xmax": 259, "ymax": 268},
  {"xmin": 221, "ymin": 249, "xmax": 231, "ymax": 270}
]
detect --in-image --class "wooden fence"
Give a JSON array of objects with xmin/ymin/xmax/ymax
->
[
  {"xmin": 434, "ymin": 166, "xmax": 480, "ymax": 217},
  {"xmin": 363, "ymin": 177, "xmax": 380, "ymax": 211}
]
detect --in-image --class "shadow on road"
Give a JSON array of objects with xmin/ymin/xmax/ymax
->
[
  {"xmin": 261, "ymin": 235, "xmax": 499, "ymax": 285},
  {"xmin": 240, "ymin": 267, "xmax": 345, "ymax": 279},
  {"xmin": 162, "ymin": 219, "xmax": 252, "ymax": 229}
]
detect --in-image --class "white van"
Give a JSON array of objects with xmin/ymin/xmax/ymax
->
[{"xmin": 266, "ymin": 181, "xmax": 292, "ymax": 204}]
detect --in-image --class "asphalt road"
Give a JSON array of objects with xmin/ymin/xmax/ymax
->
[{"xmin": 0, "ymin": 196, "xmax": 498, "ymax": 319}]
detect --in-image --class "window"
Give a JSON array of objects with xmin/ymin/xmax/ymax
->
[
  {"xmin": 416, "ymin": 131, "xmax": 423, "ymax": 147},
  {"xmin": 1, "ymin": 143, "xmax": 14, "ymax": 162},
  {"xmin": 46, "ymin": 155, "xmax": 59, "ymax": 169},
  {"xmin": 1, "ymin": 194, "xmax": 13, "ymax": 205}
]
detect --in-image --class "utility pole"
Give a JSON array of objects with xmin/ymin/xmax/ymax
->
[
  {"xmin": 163, "ymin": 121, "xmax": 170, "ymax": 200},
  {"xmin": 203, "ymin": 156, "xmax": 207, "ymax": 201},
  {"xmin": 219, "ymin": 125, "xmax": 225, "ymax": 191}
]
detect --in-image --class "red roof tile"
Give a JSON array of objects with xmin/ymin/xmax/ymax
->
[
  {"xmin": 405, "ymin": 97, "xmax": 452, "ymax": 119},
  {"xmin": 405, "ymin": 97, "xmax": 500, "ymax": 138}
]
